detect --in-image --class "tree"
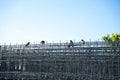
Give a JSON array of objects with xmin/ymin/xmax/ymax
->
[{"xmin": 102, "ymin": 33, "xmax": 120, "ymax": 47}]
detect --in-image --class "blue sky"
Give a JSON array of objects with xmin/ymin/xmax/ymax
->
[{"xmin": 0, "ymin": 0, "xmax": 120, "ymax": 44}]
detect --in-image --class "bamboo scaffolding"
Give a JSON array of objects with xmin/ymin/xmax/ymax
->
[{"xmin": 0, "ymin": 41, "xmax": 120, "ymax": 80}]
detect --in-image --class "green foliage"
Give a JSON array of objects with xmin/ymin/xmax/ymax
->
[{"xmin": 102, "ymin": 33, "xmax": 120, "ymax": 47}]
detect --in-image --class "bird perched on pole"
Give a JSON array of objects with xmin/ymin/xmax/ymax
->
[
  {"xmin": 40, "ymin": 40, "xmax": 45, "ymax": 45},
  {"xmin": 68, "ymin": 40, "xmax": 74, "ymax": 48},
  {"xmin": 25, "ymin": 42, "xmax": 30, "ymax": 47},
  {"xmin": 81, "ymin": 39, "xmax": 85, "ymax": 45}
]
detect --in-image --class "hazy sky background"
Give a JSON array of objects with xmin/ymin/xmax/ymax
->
[{"xmin": 0, "ymin": 0, "xmax": 120, "ymax": 44}]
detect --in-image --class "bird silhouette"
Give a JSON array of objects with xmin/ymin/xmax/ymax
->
[
  {"xmin": 40, "ymin": 40, "xmax": 45, "ymax": 44},
  {"xmin": 25, "ymin": 42, "xmax": 30, "ymax": 46}
]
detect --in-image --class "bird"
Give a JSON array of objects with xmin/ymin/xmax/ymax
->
[
  {"xmin": 40, "ymin": 40, "xmax": 45, "ymax": 44},
  {"xmin": 68, "ymin": 40, "xmax": 74, "ymax": 47},
  {"xmin": 81, "ymin": 39, "xmax": 85, "ymax": 45},
  {"xmin": 25, "ymin": 42, "xmax": 30, "ymax": 46}
]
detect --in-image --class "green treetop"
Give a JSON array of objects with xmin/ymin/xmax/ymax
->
[{"xmin": 102, "ymin": 33, "xmax": 120, "ymax": 47}]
